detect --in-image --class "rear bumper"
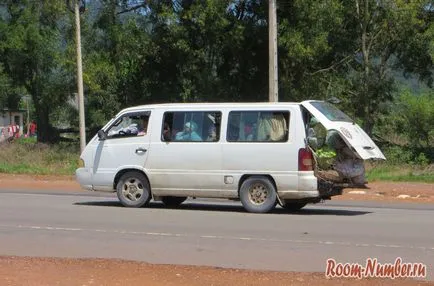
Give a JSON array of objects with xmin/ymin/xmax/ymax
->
[
  {"xmin": 277, "ymin": 172, "xmax": 319, "ymax": 200},
  {"xmin": 277, "ymin": 172, "xmax": 344, "ymax": 200},
  {"xmin": 75, "ymin": 168, "xmax": 93, "ymax": 191},
  {"xmin": 278, "ymin": 190, "xmax": 319, "ymax": 200}
]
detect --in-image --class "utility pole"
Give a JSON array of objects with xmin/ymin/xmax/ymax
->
[
  {"xmin": 74, "ymin": 0, "xmax": 86, "ymax": 153},
  {"xmin": 268, "ymin": 0, "xmax": 278, "ymax": 102},
  {"xmin": 26, "ymin": 96, "xmax": 30, "ymax": 136}
]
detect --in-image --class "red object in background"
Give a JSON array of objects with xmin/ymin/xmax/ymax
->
[
  {"xmin": 8, "ymin": 124, "xmax": 20, "ymax": 138},
  {"xmin": 29, "ymin": 121, "xmax": 37, "ymax": 136}
]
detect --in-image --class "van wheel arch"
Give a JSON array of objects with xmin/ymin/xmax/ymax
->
[{"xmin": 114, "ymin": 169, "xmax": 151, "ymax": 192}]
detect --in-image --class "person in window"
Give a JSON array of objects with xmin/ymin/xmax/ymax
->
[
  {"xmin": 206, "ymin": 125, "xmax": 217, "ymax": 141},
  {"xmin": 244, "ymin": 124, "xmax": 254, "ymax": 141},
  {"xmin": 138, "ymin": 117, "xmax": 149, "ymax": 136},
  {"xmin": 227, "ymin": 122, "xmax": 239, "ymax": 141},
  {"xmin": 162, "ymin": 122, "xmax": 171, "ymax": 141},
  {"xmin": 123, "ymin": 123, "xmax": 139, "ymax": 135},
  {"xmin": 175, "ymin": 121, "xmax": 202, "ymax": 141}
]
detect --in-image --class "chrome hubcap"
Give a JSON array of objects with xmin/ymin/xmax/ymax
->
[{"xmin": 122, "ymin": 178, "xmax": 144, "ymax": 202}]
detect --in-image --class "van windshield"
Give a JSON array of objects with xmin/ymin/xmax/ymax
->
[{"xmin": 310, "ymin": 101, "xmax": 353, "ymax": 122}]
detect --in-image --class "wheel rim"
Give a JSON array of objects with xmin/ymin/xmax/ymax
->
[
  {"xmin": 248, "ymin": 183, "xmax": 269, "ymax": 205},
  {"xmin": 121, "ymin": 177, "xmax": 145, "ymax": 202}
]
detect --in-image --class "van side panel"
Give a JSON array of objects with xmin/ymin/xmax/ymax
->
[
  {"xmin": 146, "ymin": 109, "xmax": 227, "ymax": 196},
  {"xmin": 145, "ymin": 106, "xmax": 319, "ymax": 200},
  {"xmin": 221, "ymin": 107, "xmax": 309, "ymax": 197}
]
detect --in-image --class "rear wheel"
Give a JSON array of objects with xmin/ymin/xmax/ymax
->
[
  {"xmin": 161, "ymin": 196, "xmax": 187, "ymax": 207},
  {"xmin": 239, "ymin": 176, "xmax": 277, "ymax": 213},
  {"xmin": 116, "ymin": 171, "xmax": 151, "ymax": 208}
]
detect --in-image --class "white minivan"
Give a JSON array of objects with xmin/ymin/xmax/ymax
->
[{"xmin": 75, "ymin": 100, "xmax": 385, "ymax": 213}]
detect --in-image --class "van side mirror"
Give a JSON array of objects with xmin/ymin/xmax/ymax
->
[{"xmin": 97, "ymin": 130, "xmax": 107, "ymax": 140}]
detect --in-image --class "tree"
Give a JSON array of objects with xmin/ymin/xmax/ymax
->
[
  {"xmin": 277, "ymin": 0, "xmax": 347, "ymax": 102},
  {"xmin": 0, "ymin": 1, "xmax": 71, "ymax": 142},
  {"xmin": 338, "ymin": 0, "xmax": 433, "ymax": 135},
  {"xmin": 0, "ymin": 65, "xmax": 12, "ymax": 109}
]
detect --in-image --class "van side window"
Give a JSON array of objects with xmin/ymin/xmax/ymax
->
[
  {"xmin": 227, "ymin": 111, "xmax": 289, "ymax": 142},
  {"xmin": 162, "ymin": 111, "xmax": 222, "ymax": 142},
  {"xmin": 106, "ymin": 112, "xmax": 150, "ymax": 139}
]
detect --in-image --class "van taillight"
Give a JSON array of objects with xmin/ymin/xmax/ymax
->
[{"xmin": 298, "ymin": 148, "xmax": 313, "ymax": 171}]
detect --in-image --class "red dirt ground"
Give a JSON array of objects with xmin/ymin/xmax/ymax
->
[{"xmin": 0, "ymin": 256, "xmax": 432, "ymax": 286}]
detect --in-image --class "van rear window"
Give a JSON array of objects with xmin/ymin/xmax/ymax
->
[
  {"xmin": 310, "ymin": 102, "xmax": 353, "ymax": 122},
  {"xmin": 227, "ymin": 111, "xmax": 289, "ymax": 142}
]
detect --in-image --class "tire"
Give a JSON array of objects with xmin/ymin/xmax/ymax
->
[
  {"xmin": 116, "ymin": 171, "xmax": 151, "ymax": 208},
  {"xmin": 239, "ymin": 176, "xmax": 277, "ymax": 213},
  {"xmin": 282, "ymin": 201, "xmax": 307, "ymax": 211},
  {"xmin": 161, "ymin": 196, "xmax": 187, "ymax": 207}
]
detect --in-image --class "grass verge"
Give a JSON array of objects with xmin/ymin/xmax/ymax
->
[
  {"xmin": 366, "ymin": 163, "xmax": 433, "ymax": 183},
  {"xmin": 0, "ymin": 138, "xmax": 79, "ymax": 176}
]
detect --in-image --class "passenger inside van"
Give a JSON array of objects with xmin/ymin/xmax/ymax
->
[
  {"xmin": 206, "ymin": 125, "xmax": 217, "ymax": 141},
  {"xmin": 244, "ymin": 124, "xmax": 254, "ymax": 141},
  {"xmin": 137, "ymin": 116, "xmax": 149, "ymax": 136},
  {"xmin": 175, "ymin": 121, "xmax": 202, "ymax": 141},
  {"xmin": 257, "ymin": 113, "xmax": 287, "ymax": 141},
  {"xmin": 162, "ymin": 123, "xmax": 171, "ymax": 141}
]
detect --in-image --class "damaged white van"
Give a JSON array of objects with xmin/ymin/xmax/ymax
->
[{"xmin": 75, "ymin": 100, "xmax": 385, "ymax": 213}]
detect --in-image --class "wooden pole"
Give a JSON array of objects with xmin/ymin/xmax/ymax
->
[{"xmin": 268, "ymin": 0, "xmax": 278, "ymax": 102}]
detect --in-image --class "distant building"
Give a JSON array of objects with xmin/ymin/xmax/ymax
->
[{"xmin": 0, "ymin": 108, "xmax": 26, "ymax": 137}]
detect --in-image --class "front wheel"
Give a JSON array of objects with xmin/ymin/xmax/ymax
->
[
  {"xmin": 239, "ymin": 176, "xmax": 277, "ymax": 213},
  {"xmin": 116, "ymin": 171, "xmax": 151, "ymax": 208}
]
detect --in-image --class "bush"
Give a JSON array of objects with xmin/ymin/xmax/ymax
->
[
  {"xmin": 382, "ymin": 145, "xmax": 432, "ymax": 165},
  {"xmin": 395, "ymin": 90, "xmax": 434, "ymax": 147},
  {"xmin": 382, "ymin": 146, "xmax": 413, "ymax": 165}
]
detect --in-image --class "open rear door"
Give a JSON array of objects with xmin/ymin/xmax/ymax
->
[{"xmin": 301, "ymin": 100, "xmax": 386, "ymax": 160}]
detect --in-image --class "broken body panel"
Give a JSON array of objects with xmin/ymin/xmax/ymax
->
[{"xmin": 301, "ymin": 100, "xmax": 386, "ymax": 161}]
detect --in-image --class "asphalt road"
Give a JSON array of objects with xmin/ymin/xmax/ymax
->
[{"xmin": 0, "ymin": 191, "xmax": 433, "ymax": 280}]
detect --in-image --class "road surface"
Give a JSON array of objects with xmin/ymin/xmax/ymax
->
[{"xmin": 0, "ymin": 190, "xmax": 432, "ymax": 280}]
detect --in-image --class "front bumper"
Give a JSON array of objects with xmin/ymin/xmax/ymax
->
[{"xmin": 75, "ymin": 167, "xmax": 93, "ymax": 191}]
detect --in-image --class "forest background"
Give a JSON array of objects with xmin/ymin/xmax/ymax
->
[{"xmin": 0, "ymin": 0, "xmax": 432, "ymax": 181}]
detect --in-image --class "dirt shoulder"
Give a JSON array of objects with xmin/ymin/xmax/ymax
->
[
  {"xmin": 335, "ymin": 181, "xmax": 434, "ymax": 204},
  {"xmin": 0, "ymin": 256, "xmax": 431, "ymax": 286},
  {"xmin": 0, "ymin": 173, "xmax": 432, "ymax": 204}
]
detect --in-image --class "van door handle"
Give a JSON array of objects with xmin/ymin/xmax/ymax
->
[{"xmin": 135, "ymin": 148, "xmax": 147, "ymax": 154}]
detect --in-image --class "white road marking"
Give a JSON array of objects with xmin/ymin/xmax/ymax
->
[
  {"xmin": 0, "ymin": 224, "xmax": 432, "ymax": 252},
  {"xmin": 0, "ymin": 193, "xmax": 112, "ymax": 198}
]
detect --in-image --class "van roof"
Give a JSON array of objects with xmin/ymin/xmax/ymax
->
[{"xmin": 119, "ymin": 101, "xmax": 307, "ymax": 113}]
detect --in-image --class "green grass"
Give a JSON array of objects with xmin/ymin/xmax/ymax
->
[
  {"xmin": 0, "ymin": 138, "xmax": 80, "ymax": 176},
  {"xmin": 0, "ymin": 138, "xmax": 433, "ymax": 183},
  {"xmin": 366, "ymin": 164, "xmax": 434, "ymax": 183}
]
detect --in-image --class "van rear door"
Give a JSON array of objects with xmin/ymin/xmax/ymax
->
[{"xmin": 301, "ymin": 100, "xmax": 386, "ymax": 160}]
